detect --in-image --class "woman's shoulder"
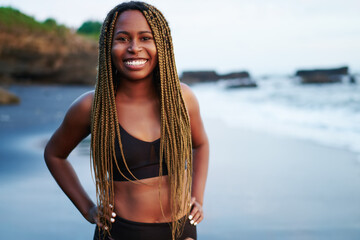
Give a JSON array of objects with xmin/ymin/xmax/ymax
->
[
  {"xmin": 73, "ymin": 90, "xmax": 94, "ymax": 107},
  {"xmin": 64, "ymin": 90, "xmax": 94, "ymax": 127},
  {"xmin": 69, "ymin": 90, "xmax": 94, "ymax": 113},
  {"xmin": 180, "ymin": 82, "xmax": 199, "ymax": 113},
  {"xmin": 180, "ymin": 82, "xmax": 194, "ymax": 100}
]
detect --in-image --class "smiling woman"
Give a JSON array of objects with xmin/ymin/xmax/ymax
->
[{"xmin": 44, "ymin": 1, "xmax": 209, "ymax": 240}]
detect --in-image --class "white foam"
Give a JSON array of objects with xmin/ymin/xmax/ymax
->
[{"xmin": 192, "ymin": 80, "xmax": 360, "ymax": 158}]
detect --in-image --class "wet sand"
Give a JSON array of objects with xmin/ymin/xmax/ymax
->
[
  {"xmin": 1, "ymin": 117, "xmax": 360, "ymax": 239},
  {"xmin": 201, "ymin": 119, "xmax": 360, "ymax": 240}
]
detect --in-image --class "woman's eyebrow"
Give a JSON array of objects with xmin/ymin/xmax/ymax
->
[
  {"xmin": 114, "ymin": 30, "xmax": 152, "ymax": 35},
  {"xmin": 139, "ymin": 31, "xmax": 152, "ymax": 34},
  {"xmin": 115, "ymin": 30, "xmax": 129, "ymax": 35}
]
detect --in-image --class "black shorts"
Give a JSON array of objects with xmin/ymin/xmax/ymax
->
[{"xmin": 93, "ymin": 215, "xmax": 197, "ymax": 240}]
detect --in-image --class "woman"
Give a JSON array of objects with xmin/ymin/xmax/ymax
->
[{"xmin": 44, "ymin": 2, "xmax": 209, "ymax": 240}]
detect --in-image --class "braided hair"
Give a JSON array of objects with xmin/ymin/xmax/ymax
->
[{"xmin": 90, "ymin": 2, "xmax": 192, "ymax": 239}]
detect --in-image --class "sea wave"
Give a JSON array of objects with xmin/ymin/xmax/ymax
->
[{"xmin": 192, "ymin": 78, "xmax": 360, "ymax": 159}]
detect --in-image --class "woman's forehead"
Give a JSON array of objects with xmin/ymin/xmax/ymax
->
[{"xmin": 114, "ymin": 10, "xmax": 151, "ymax": 32}]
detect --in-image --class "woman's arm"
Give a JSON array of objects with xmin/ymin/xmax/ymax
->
[
  {"xmin": 181, "ymin": 83, "xmax": 209, "ymax": 225},
  {"xmin": 44, "ymin": 91, "xmax": 97, "ymax": 223}
]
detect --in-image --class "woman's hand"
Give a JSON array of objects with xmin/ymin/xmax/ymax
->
[
  {"xmin": 87, "ymin": 205, "xmax": 117, "ymax": 230},
  {"xmin": 188, "ymin": 197, "xmax": 204, "ymax": 226}
]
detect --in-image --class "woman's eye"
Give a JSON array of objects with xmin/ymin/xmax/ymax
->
[
  {"xmin": 141, "ymin": 36, "xmax": 152, "ymax": 41},
  {"xmin": 117, "ymin": 37, "xmax": 128, "ymax": 42}
]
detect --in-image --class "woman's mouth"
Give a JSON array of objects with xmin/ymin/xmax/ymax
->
[{"xmin": 124, "ymin": 59, "xmax": 148, "ymax": 67}]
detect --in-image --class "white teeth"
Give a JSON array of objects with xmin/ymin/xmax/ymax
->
[{"xmin": 125, "ymin": 60, "xmax": 147, "ymax": 66}]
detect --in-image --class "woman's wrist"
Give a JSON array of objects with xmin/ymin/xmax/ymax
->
[
  {"xmin": 191, "ymin": 195, "xmax": 203, "ymax": 206},
  {"xmin": 84, "ymin": 204, "xmax": 97, "ymax": 224}
]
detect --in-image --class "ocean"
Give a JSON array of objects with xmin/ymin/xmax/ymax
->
[{"xmin": 192, "ymin": 77, "xmax": 360, "ymax": 159}]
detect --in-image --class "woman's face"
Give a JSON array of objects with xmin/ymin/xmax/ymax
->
[{"xmin": 111, "ymin": 10, "xmax": 158, "ymax": 82}]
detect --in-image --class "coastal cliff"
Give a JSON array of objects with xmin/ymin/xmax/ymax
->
[{"xmin": 0, "ymin": 7, "xmax": 98, "ymax": 85}]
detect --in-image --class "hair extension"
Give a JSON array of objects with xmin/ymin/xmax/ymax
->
[{"xmin": 90, "ymin": 2, "xmax": 193, "ymax": 239}]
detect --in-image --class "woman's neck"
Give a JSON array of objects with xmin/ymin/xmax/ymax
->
[{"xmin": 116, "ymin": 77, "xmax": 158, "ymax": 102}]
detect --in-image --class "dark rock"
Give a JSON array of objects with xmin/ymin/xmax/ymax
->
[
  {"xmin": 180, "ymin": 70, "xmax": 252, "ymax": 85},
  {"xmin": 295, "ymin": 66, "xmax": 348, "ymax": 84},
  {"xmin": 220, "ymin": 71, "xmax": 250, "ymax": 79},
  {"xmin": 0, "ymin": 87, "xmax": 20, "ymax": 105},
  {"xmin": 180, "ymin": 71, "xmax": 218, "ymax": 84},
  {"xmin": 349, "ymin": 75, "xmax": 356, "ymax": 84}
]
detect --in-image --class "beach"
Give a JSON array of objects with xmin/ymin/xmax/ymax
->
[
  {"xmin": 201, "ymin": 119, "xmax": 360, "ymax": 240},
  {"xmin": 0, "ymin": 85, "xmax": 360, "ymax": 239}
]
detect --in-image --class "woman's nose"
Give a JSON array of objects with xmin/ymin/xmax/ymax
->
[{"xmin": 127, "ymin": 40, "xmax": 142, "ymax": 53}]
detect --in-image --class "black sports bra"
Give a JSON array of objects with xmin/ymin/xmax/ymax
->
[{"xmin": 112, "ymin": 124, "xmax": 168, "ymax": 181}]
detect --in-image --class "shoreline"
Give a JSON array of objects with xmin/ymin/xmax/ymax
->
[
  {"xmin": 210, "ymin": 116, "xmax": 360, "ymax": 162},
  {"xmin": 192, "ymin": 80, "xmax": 360, "ymax": 164}
]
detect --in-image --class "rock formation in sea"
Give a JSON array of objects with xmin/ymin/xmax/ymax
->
[
  {"xmin": 180, "ymin": 70, "xmax": 252, "ymax": 84},
  {"xmin": 180, "ymin": 71, "xmax": 219, "ymax": 84},
  {"xmin": 0, "ymin": 87, "xmax": 20, "ymax": 105},
  {"xmin": 295, "ymin": 66, "xmax": 349, "ymax": 84},
  {"xmin": 219, "ymin": 71, "xmax": 250, "ymax": 80}
]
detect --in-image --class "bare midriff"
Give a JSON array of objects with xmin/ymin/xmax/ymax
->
[{"xmin": 113, "ymin": 175, "xmax": 173, "ymax": 223}]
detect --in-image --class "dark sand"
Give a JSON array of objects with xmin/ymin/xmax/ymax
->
[
  {"xmin": 1, "ymin": 117, "xmax": 360, "ymax": 239},
  {"xmin": 201, "ymin": 119, "xmax": 360, "ymax": 240}
]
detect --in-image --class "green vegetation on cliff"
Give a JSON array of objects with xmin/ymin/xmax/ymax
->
[
  {"xmin": 77, "ymin": 20, "xmax": 102, "ymax": 41},
  {"xmin": 0, "ymin": 6, "xmax": 67, "ymax": 35}
]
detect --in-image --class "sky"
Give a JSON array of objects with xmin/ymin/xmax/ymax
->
[{"xmin": 2, "ymin": 0, "xmax": 360, "ymax": 76}]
